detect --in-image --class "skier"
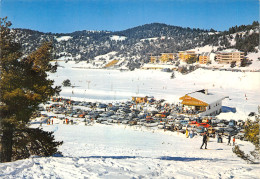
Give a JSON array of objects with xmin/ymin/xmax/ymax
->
[
  {"xmin": 227, "ymin": 135, "xmax": 231, "ymax": 145},
  {"xmin": 200, "ymin": 132, "xmax": 208, "ymax": 149},
  {"xmin": 190, "ymin": 130, "xmax": 194, "ymax": 138},
  {"xmin": 186, "ymin": 128, "xmax": 189, "ymax": 138}
]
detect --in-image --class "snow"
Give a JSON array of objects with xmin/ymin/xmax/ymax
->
[
  {"xmin": 208, "ymin": 32, "xmax": 220, "ymax": 35},
  {"xmin": 49, "ymin": 61, "xmax": 260, "ymax": 120},
  {"xmin": 94, "ymin": 51, "xmax": 117, "ymax": 61},
  {"xmin": 1, "ymin": 123, "xmax": 259, "ymax": 178},
  {"xmin": 189, "ymin": 45, "xmax": 219, "ymax": 53},
  {"xmin": 186, "ymin": 91, "xmax": 226, "ymax": 105},
  {"xmin": 110, "ymin": 35, "xmax": 127, "ymax": 41},
  {"xmin": 56, "ymin": 36, "xmax": 72, "ymax": 42},
  {"xmin": 142, "ymin": 64, "xmax": 176, "ymax": 69},
  {"xmin": 140, "ymin": 37, "xmax": 158, "ymax": 42},
  {"xmin": 1, "ymin": 60, "xmax": 260, "ymax": 178},
  {"xmin": 246, "ymin": 50, "xmax": 260, "ymax": 70},
  {"xmin": 218, "ymin": 49, "xmax": 242, "ymax": 53}
]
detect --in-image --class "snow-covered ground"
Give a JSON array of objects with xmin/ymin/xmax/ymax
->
[
  {"xmin": 1, "ymin": 122, "xmax": 259, "ymax": 178},
  {"xmin": 1, "ymin": 60, "xmax": 260, "ymax": 178},
  {"xmin": 55, "ymin": 36, "xmax": 72, "ymax": 42},
  {"xmin": 52, "ymin": 60, "xmax": 260, "ymax": 120},
  {"xmin": 110, "ymin": 35, "xmax": 127, "ymax": 41}
]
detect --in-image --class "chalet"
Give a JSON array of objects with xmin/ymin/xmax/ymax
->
[
  {"xmin": 178, "ymin": 51, "xmax": 197, "ymax": 62},
  {"xmin": 199, "ymin": 52, "xmax": 210, "ymax": 64},
  {"xmin": 216, "ymin": 49, "xmax": 244, "ymax": 65},
  {"xmin": 132, "ymin": 96, "xmax": 148, "ymax": 104},
  {"xmin": 179, "ymin": 89, "xmax": 226, "ymax": 116}
]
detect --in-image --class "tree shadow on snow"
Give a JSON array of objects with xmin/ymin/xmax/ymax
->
[
  {"xmin": 56, "ymin": 155, "xmax": 230, "ymax": 162},
  {"xmin": 158, "ymin": 156, "xmax": 211, "ymax": 161},
  {"xmin": 73, "ymin": 156, "xmax": 213, "ymax": 161},
  {"xmin": 84, "ymin": 156, "xmax": 138, "ymax": 159}
]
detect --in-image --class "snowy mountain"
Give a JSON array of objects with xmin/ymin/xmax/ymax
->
[{"xmin": 14, "ymin": 22, "xmax": 259, "ymax": 69}]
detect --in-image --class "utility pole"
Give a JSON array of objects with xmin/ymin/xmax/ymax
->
[{"xmin": 86, "ymin": 80, "xmax": 91, "ymax": 89}]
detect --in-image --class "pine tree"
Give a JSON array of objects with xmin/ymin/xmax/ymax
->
[
  {"xmin": 186, "ymin": 56, "xmax": 197, "ymax": 64},
  {"xmin": 0, "ymin": 17, "xmax": 61, "ymax": 162},
  {"xmin": 245, "ymin": 118, "xmax": 260, "ymax": 150},
  {"xmin": 62, "ymin": 79, "xmax": 71, "ymax": 87}
]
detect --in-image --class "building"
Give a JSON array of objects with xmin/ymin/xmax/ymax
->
[
  {"xmin": 216, "ymin": 49, "xmax": 244, "ymax": 65},
  {"xmin": 199, "ymin": 52, "xmax": 210, "ymax": 64},
  {"xmin": 150, "ymin": 53, "xmax": 178, "ymax": 64},
  {"xmin": 150, "ymin": 56, "xmax": 160, "ymax": 63},
  {"xmin": 132, "ymin": 96, "xmax": 148, "ymax": 104},
  {"xmin": 179, "ymin": 89, "xmax": 226, "ymax": 116},
  {"xmin": 160, "ymin": 53, "xmax": 178, "ymax": 63},
  {"xmin": 178, "ymin": 51, "xmax": 197, "ymax": 62}
]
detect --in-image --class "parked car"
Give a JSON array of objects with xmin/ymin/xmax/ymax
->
[{"xmin": 196, "ymin": 126, "xmax": 205, "ymax": 133}]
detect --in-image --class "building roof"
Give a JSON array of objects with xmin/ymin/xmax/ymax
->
[
  {"xmin": 200, "ymin": 52, "xmax": 211, "ymax": 57},
  {"xmin": 217, "ymin": 49, "xmax": 244, "ymax": 54},
  {"xmin": 188, "ymin": 92, "xmax": 225, "ymax": 105},
  {"xmin": 180, "ymin": 89, "xmax": 227, "ymax": 105}
]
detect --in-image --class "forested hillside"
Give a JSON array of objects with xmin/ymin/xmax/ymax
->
[{"xmin": 13, "ymin": 21, "xmax": 259, "ymax": 69}]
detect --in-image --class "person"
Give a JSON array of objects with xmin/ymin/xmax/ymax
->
[
  {"xmin": 186, "ymin": 129, "xmax": 189, "ymax": 138},
  {"xmin": 217, "ymin": 134, "xmax": 223, "ymax": 143},
  {"xmin": 200, "ymin": 132, "xmax": 208, "ymax": 149},
  {"xmin": 228, "ymin": 135, "xmax": 231, "ymax": 145},
  {"xmin": 190, "ymin": 130, "xmax": 194, "ymax": 138},
  {"xmin": 233, "ymin": 137, "xmax": 235, "ymax": 146}
]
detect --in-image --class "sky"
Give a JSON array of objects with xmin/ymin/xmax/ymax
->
[{"xmin": 0, "ymin": 0, "xmax": 259, "ymax": 33}]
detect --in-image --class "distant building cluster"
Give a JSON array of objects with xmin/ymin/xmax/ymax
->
[{"xmin": 149, "ymin": 49, "xmax": 246, "ymax": 66}]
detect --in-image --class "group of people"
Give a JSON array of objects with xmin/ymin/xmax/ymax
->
[
  {"xmin": 186, "ymin": 129, "xmax": 194, "ymax": 138},
  {"xmin": 47, "ymin": 118, "xmax": 53, "ymax": 125},
  {"xmin": 227, "ymin": 134, "xmax": 236, "ymax": 146},
  {"xmin": 200, "ymin": 132, "xmax": 236, "ymax": 149},
  {"xmin": 63, "ymin": 118, "xmax": 73, "ymax": 125}
]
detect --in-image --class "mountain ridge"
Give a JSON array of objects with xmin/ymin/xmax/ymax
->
[{"xmin": 13, "ymin": 21, "xmax": 259, "ymax": 69}]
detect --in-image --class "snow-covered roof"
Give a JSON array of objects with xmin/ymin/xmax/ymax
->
[
  {"xmin": 200, "ymin": 52, "xmax": 211, "ymax": 57},
  {"xmin": 217, "ymin": 49, "xmax": 243, "ymax": 53},
  {"xmin": 187, "ymin": 91, "xmax": 226, "ymax": 105}
]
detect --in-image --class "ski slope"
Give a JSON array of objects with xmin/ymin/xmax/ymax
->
[
  {"xmin": 0, "ymin": 123, "xmax": 259, "ymax": 178},
  {"xmin": 52, "ymin": 60, "xmax": 260, "ymax": 120},
  {"xmin": 1, "ymin": 61, "xmax": 259, "ymax": 178}
]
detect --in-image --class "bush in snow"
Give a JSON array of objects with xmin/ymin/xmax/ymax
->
[
  {"xmin": 233, "ymin": 117, "xmax": 260, "ymax": 164},
  {"xmin": 11, "ymin": 127, "xmax": 63, "ymax": 161},
  {"xmin": 62, "ymin": 79, "xmax": 71, "ymax": 87},
  {"xmin": 230, "ymin": 61, "xmax": 236, "ymax": 68},
  {"xmin": 232, "ymin": 145, "xmax": 254, "ymax": 163},
  {"xmin": 186, "ymin": 56, "xmax": 197, "ymax": 64},
  {"xmin": 244, "ymin": 118, "xmax": 260, "ymax": 151}
]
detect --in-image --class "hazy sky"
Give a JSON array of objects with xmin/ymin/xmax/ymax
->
[{"xmin": 0, "ymin": 0, "xmax": 259, "ymax": 33}]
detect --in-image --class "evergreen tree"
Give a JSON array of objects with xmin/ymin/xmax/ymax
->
[
  {"xmin": 0, "ymin": 17, "xmax": 61, "ymax": 162},
  {"xmin": 186, "ymin": 56, "xmax": 197, "ymax": 64},
  {"xmin": 230, "ymin": 61, "xmax": 236, "ymax": 68},
  {"xmin": 62, "ymin": 79, "xmax": 71, "ymax": 87},
  {"xmin": 245, "ymin": 118, "xmax": 260, "ymax": 149}
]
